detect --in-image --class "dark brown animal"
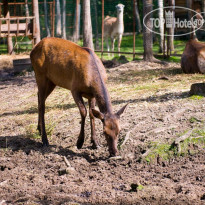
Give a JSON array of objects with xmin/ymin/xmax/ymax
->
[
  {"xmin": 30, "ymin": 37, "xmax": 127, "ymax": 157},
  {"xmin": 181, "ymin": 39, "xmax": 205, "ymax": 74}
]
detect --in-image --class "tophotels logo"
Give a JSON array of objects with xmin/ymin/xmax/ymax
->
[
  {"xmin": 165, "ymin": 10, "xmax": 174, "ymax": 28},
  {"xmin": 143, "ymin": 6, "xmax": 205, "ymax": 37}
]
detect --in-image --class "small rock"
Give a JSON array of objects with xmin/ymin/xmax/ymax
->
[
  {"xmin": 65, "ymin": 167, "xmax": 75, "ymax": 174},
  {"xmin": 175, "ymin": 185, "xmax": 183, "ymax": 194},
  {"xmin": 80, "ymin": 191, "xmax": 92, "ymax": 198},
  {"xmin": 130, "ymin": 183, "xmax": 138, "ymax": 192},
  {"xmin": 196, "ymin": 176, "xmax": 202, "ymax": 181},
  {"xmin": 58, "ymin": 167, "xmax": 75, "ymax": 176},
  {"xmin": 58, "ymin": 169, "xmax": 67, "ymax": 176},
  {"xmin": 190, "ymin": 83, "xmax": 205, "ymax": 96}
]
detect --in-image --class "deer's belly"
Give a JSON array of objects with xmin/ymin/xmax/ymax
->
[{"xmin": 46, "ymin": 67, "xmax": 73, "ymax": 90}]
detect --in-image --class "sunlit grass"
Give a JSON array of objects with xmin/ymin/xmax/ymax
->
[
  {"xmin": 189, "ymin": 95, "xmax": 204, "ymax": 100},
  {"xmin": 144, "ymin": 127, "xmax": 205, "ymax": 163},
  {"xmin": 0, "ymin": 34, "xmax": 188, "ymax": 63}
]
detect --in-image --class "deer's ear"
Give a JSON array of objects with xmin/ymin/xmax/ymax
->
[
  {"xmin": 92, "ymin": 109, "xmax": 104, "ymax": 121},
  {"xmin": 116, "ymin": 103, "xmax": 129, "ymax": 118}
]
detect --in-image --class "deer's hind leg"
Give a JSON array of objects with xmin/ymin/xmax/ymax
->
[
  {"xmin": 71, "ymin": 91, "xmax": 87, "ymax": 149},
  {"xmin": 37, "ymin": 77, "xmax": 56, "ymax": 146}
]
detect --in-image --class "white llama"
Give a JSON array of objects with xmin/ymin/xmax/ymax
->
[{"xmin": 104, "ymin": 4, "xmax": 125, "ymax": 56}]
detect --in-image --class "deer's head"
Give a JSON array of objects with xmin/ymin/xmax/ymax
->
[{"xmin": 92, "ymin": 104, "xmax": 128, "ymax": 157}]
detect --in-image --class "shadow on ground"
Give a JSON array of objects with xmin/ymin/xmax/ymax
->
[
  {"xmin": 0, "ymin": 135, "xmax": 107, "ymax": 162},
  {"xmin": 112, "ymin": 91, "xmax": 190, "ymax": 105}
]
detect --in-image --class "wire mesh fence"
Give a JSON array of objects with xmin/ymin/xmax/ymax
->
[
  {"xmin": 0, "ymin": 0, "xmax": 139, "ymax": 58},
  {"xmin": 1, "ymin": 1, "xmax": 205, "ymax": 56}
]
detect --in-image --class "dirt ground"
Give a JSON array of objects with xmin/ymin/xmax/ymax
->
[{"xmin": 0, "ymin": 55, "xmax": 205, "ymax": 205}]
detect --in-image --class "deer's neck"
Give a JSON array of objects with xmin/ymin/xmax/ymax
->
[
  {"xmin": 93, "ymin": 81, "xmax": 113, "ymax": 114},
  {"xmin": 85, "ymin": 47, "xmax": 113, "ymax": 115}
]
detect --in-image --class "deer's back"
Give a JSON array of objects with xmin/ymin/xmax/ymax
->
[{"xmin": 31, "ymin": 38, "xmax": 106, "ymax": 94}]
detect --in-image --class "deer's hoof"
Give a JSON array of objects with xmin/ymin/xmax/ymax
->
[
  {"xmin": 77, "ymin": 139, "xmax": 84, "ymax": 149},
  {"xmin": 42, "ymin": 140, "xmax": 49, "ymax": 147},
  {"xmin": 91, "ymin": 143, "xmax": 101, "ymax": 150}
]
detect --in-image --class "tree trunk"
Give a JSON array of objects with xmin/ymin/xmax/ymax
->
[
  {"xmin": 158, "ymin": 0, "xmax": 164, "ymax": 53},
  {"xmin": 56, "ymin": 0, "xmax": 61, "ymax": 36},
  {"xmin": 143, "ymin": 0, "xmax": 154, "ymax": 61},
  {"xmin": 73, "ymin": 0, "xmax": 80, "ymax": 42},
  {"xmin": 44, "ymin": 0, "xmax": 51, "ymax": 37},
  {"xmin": 187, "ymin": 0, "xmax": 197, "ymax": 39},
  {"xmin": 93, "ymin": 0, "xmax": 99, "ymax": 49},
  {"xmin": 3, "ymin": 0, "xmax": 14, "ymax": 54},
  {"xmin": 83, "ymin": 0, "xmax": 94, "ymax": 50},
  {"xmin": 62, "ymin": 0, "xmax": 66, "ymax": 39},
  {"xmin": 203, "ymin": 0, "xmax": 205, "ymax": 18},
  {"xmin": 166, "ymin": 0, "xmax": 175, "ymax": 57},
  {"xmin": 171, "ymin": 2, "xmax": 175, "ymax": 51},
  {"xmin": 163, "ymin": 10, "xmax": 166, "ymax": 58},
  {"xmin": 135, "ymin": 1, "xmax": 142, "ymax": 33},
  {"xmin": 25, "ymin": 0, "xmax": 30, "ymax": 19},
  {"xmin": 33, "ymin": 0, "xmax": 41, "ymax": 44},
  {"xmin": 7, "ymin": 36, "xmax": 14, "ymax": 55},
  {"xmin": 170, "ymin": 0, "xmax": 175, "ymax": 51}
]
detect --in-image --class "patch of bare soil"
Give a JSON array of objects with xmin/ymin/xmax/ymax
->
[{"xmin": 0, "ymin": 57, "xmax": 205, "ymax": 205}]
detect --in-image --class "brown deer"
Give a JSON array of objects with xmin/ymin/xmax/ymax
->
[{"xmin": 30, "ymin": 37, "xmax": 127, "ymax": 157}]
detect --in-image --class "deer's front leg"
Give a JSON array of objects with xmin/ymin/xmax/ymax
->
[
  {"xmin": 72, "ymin": 91, "xmax": 87, "ymax": 149},
  {"xmin": 89, "ymin": 98, "xmax": 100, "ymax": 149}
]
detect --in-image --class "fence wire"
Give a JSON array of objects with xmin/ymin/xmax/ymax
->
[{"xmin": 0, "ymin": 0, "xmax": 138, "ymax": 56}]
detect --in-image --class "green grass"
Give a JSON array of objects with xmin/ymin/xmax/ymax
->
[
  {"xmin": 25, "ymin": 122, "xmax": 56, "ymax": 139},
  {"xmin": 144, "ymin": 142, "xmax": 177, "ymax": 163},
  {"xmin": 0, "ymin": 44, "xmax": 7, "ymax": 53},
  {"xmin": 0, "ymin": 36, "xmax": 32, "ymax": 54},
  {"xmin": 95, "ymin": 34, "xmax": 188, "ymax": 61},
  {"xmin": 137, "ymin": 184, "xmax": 144, "ymax": 191},
  {"xmin": 0, "ymin": 34, "xmax": 188, "ymax": 63},
  {"xmin": 143, "ymin": 128, "xmax": 205, "ymax": 163},
  {"xmin": 157, "ymin": 56, "xmax": 181, "ymax": 63},
  {"xmin": 189, "ymin": 95, "xmax": 204, "ymax": 100},
  {"xmin": 92, "ymin": 34, "xmax": 190, "ymax": 62},
  {"xmin": 189, "ymin": 116, "xmax": 202, "ymax": 123}
]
